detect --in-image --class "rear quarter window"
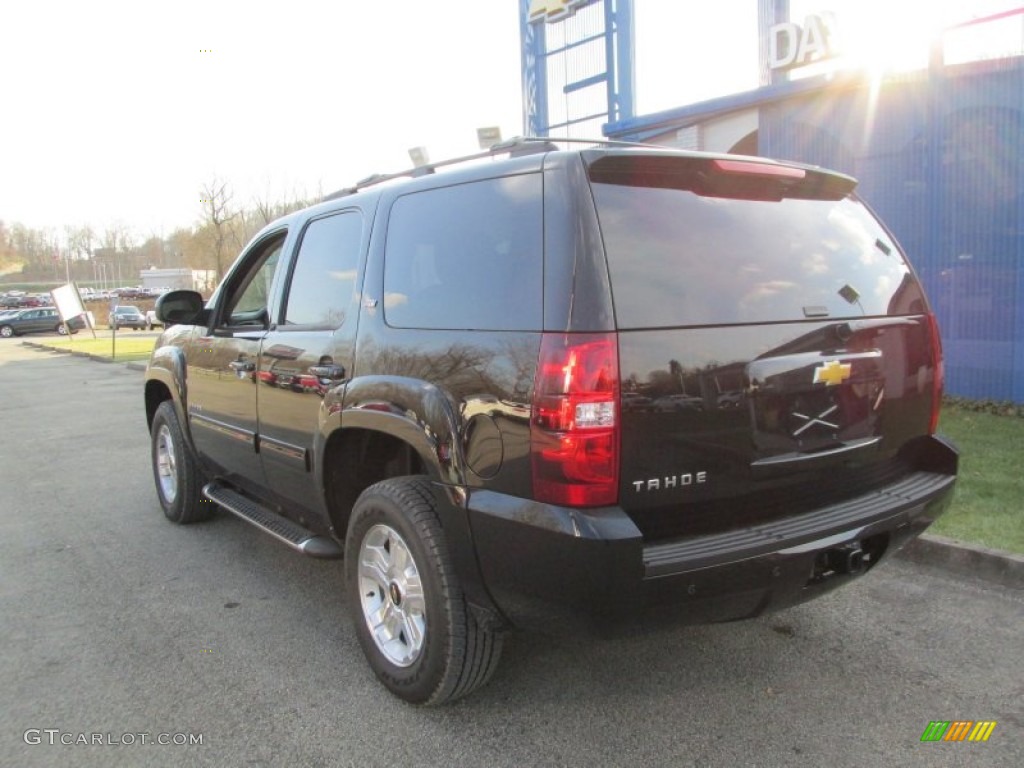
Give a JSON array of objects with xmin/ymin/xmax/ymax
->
[
  {"xmin": 591, "ymin": 175, "xmax": 925, "ymax": 328},
  {"xmin": 383, "ymin": 174, "xmax": 543, "ymax": 331}
]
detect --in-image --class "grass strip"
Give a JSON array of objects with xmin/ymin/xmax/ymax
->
[
  {"xmin": 933, "ymin": 406, "xmax": 1023, "ymax": 554},
  {"xmin": 45, "ymin": 336, "xmax": 156, "ymax": 362}
]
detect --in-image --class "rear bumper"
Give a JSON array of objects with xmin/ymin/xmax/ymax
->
[{"xmin": 465, "ymin": 435, "xmax": 958, "ymax": 633}]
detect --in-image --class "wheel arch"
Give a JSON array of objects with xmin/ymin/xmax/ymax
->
[
  {"xmin": 144, "ymin": 344, "xmax": 190, "ymax": 440},
  {"xmin": 317, "ymin": 375, "xmax": 468, "ymax": 543}
]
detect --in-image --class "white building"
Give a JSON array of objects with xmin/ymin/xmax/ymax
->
[{"xmin": 140, "ymin": 268, "xmax": 217, "ymax": 293}]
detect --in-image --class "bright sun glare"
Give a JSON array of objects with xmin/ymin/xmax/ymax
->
[
  {"xmin": 834, "ymin": 6, "xmax": 946, "ymax": 77},
  {"xmin": 789, "ymin": 0, "xmax": 1023, "ymax": 79}
]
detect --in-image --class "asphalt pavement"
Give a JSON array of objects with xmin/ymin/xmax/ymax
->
[{"xmin": 1, "ymin": 340, "xmax": 1021, "ymax": 768}]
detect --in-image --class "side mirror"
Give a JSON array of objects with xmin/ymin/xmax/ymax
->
[{"xmin": 155, "ymin": 290, "xmax": 208, "ymax": 327}]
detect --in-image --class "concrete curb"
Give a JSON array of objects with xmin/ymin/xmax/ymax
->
[
  {"xmin": 20, "ymin": 340, "xmax": 139, "ymax": 366},
  {"xmin": 896, "ymin": 533, "xmax": 1024, "ymax": 589}
]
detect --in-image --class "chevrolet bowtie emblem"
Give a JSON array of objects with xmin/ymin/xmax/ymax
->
[{"xmin": 813, "ymin": 360, "xmax": 852, "ymax": 386}]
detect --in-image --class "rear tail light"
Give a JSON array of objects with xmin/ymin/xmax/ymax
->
[
  {"xmin": 926, "ymin": 313, "xmax": 944, "ymax": 434},
  {"xmin": 531, "ymin": 333, "xmax": 619, "ymax": 507}
]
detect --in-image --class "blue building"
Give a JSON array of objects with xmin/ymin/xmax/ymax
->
[{"xmin": 520, "ymin": 0, "xmax": 1024, "ymax": 402}]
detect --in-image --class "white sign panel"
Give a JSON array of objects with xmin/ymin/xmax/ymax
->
[{"xmin": 50, "ymin": 284, "xmax": 86, "ymax": 323}]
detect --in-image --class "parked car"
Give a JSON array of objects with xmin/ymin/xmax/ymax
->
[
  {"xmin": 0, "ymin": 307, "xmax": 84, "ymax": 337},
  {"xmin": 109, "ymin": 305, "xmax": 146, "ymax": 330},
  {"xmin": 143, "ymin": 139, "xmax": 958, "ymax": 705},
  {"xmin": 1, "ymin": 295, "xmax": 44, "ymax": 309},
  {"xmin": 144, "ymin": 310, "xmax": 163, "ymax": 331},
  {"xmin": 115, "ymin": 287, "xmax": 151, "ymax": 300}
]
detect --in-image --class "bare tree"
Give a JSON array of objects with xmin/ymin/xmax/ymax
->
[
  {"xmin": 252, "ymin": 189, "xmax": 277, "ymax": 227},
  {"xmin": 101, "ymin": 223, "xmax": 132, "ymax": 252},
  {"xmin": 199, "ymin": 178, "xmax": 238, "ymax": 279},
  {"xmin": 139, "ymin": 235, "xmax": 167, "ymax": 269},
  {"xmin": 67, "ymin": 225, "xmax": 95, "ymax": 261},
  {"xmin": 100, "ymin": 223, "xmax": 134, "ymax": 286}
]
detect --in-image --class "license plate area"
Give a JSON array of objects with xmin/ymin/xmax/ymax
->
[{"xmin": 749, "ymin": 350, "xmax": 884, "ymax": 459}]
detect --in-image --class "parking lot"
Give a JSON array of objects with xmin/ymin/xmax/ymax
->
[{"xmin": 1, "ymin": 340, "xmax": 1020, "ymax": 768}]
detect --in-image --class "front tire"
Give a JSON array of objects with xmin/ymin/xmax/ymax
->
[
  {"xmin": 151, "ymin": 401, "xmax": 210, "ymax": 524},
  {"xmin": 56, "ymin": 324, "xmax": 68, "ymax": 335},
  {"xmin": 0, "ymin": 325, "xmax": 13, "ymax": 338},
  {"xmin": 345, "ymin": 477, "xmax": 502, "ymax": 705}
]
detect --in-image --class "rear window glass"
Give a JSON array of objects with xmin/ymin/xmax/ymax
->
[
  {"xmin": 383, "ymin": 174, "xmax": 543, "ymax": 331},
  {"xmin": 591, "ymin": 174, "xmax": 925, "ymax": 328}
]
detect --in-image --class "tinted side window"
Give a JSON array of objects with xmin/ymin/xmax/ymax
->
[
  {"xmin": 383, "ymin": 174, "xmax": 543, "ymax": 331},
  {"xmin": 229, "ymin": 241, "xmax": 284, "ymax": 323},
  {"xmin": 283, "ymin": 212, "xmax": 362, "ymax": 328}
]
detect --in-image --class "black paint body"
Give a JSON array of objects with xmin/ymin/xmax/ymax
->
[{"xmin": 145, "ymin": 147, "xmax": 958, "ymax": 634}]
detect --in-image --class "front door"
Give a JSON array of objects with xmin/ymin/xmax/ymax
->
[{"xmin": 187, "ymin": 232, "xmax": 287, "ymax": 489}]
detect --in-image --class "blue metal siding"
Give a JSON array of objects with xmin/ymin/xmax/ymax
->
[
  {"xmin": 525, "ymin": 0, "xmax": 1022, "ymax": 402},
  {"xmin": 760, "ymin": 62, "xmax": 1024, "ymax": 402}
]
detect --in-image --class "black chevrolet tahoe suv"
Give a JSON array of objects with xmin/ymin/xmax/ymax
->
[{"xmin": 144, "ymin": 139, "xmax": 958, "ymax": 705}]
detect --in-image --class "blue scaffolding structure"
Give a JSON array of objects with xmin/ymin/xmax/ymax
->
[{"xmin": 520, "ymin": 1, "xmax": 1024, "ymax": 402}]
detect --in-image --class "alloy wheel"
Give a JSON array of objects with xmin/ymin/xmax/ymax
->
[
  {"xmin": 357, "ymin": 523, "xmax": 427, "ymax": 667},
  {"xmin": 155, "ymin": 424, "xmax": 178, "ymax": 503}
]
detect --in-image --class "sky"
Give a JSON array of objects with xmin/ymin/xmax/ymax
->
[
  {"xmin": 2, "ymin": 0, "xmax": 527, "ymax": 238},
  {"xmin": 3, "ymin": 0, "xmax": 1019, "ymax": 241}
]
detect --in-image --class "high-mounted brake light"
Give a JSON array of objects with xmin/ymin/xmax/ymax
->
[
  {"xmin": 531, "ymin": 333, "xmax": 619, "ymax": 507},
  {"xmin": 926, "ymin": 313, "xmax": 944, "ymax": 434},
  {"xmin": 712, "ymin": 159, "xmax": 807, "ymax": 179}
]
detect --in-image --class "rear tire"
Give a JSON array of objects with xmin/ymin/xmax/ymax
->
[
  {"xmin": 345, "ymin": 477, "xmax": 502, "ymax": 705},
  {"xmin": 151, "ymin": 401, "xmax": 211, "ymax": 524},
  {"xmin": 56, "ymin": 324, "xmax": 68, "ymax": 335}
]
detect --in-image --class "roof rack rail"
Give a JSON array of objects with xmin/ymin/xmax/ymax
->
[
  {"xmin": 320, "ymin": 135, "xmax": 656, "ymax": 201},
  {"xmin": 513, "ymin": 136, "xmax": 653, "ymax": 149}
]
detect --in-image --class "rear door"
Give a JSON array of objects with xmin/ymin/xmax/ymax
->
[
  {"xmin": 256, "ymin": 207, "xmax": 368, "ymax": 518},
  {"xmin": 586, "ymin": 153, "xmax": 941, "ymax": 541}
]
